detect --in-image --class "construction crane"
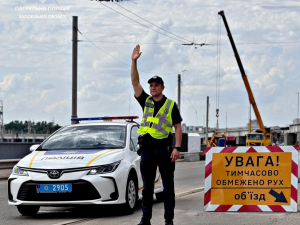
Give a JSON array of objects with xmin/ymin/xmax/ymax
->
[{"xmin": 218, "ymin": 10, "xmax": 272, "ymax": 146}]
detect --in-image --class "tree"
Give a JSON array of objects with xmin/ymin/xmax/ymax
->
[{"xmin": 4, "ymin": 120, "xmax": 61, "ymax": 134}]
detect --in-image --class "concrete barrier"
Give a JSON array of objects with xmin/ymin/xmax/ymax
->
[
  {"xmin": 0, "ymin": 159, "xmax": 20, "ymax": 169},
  {"xmin": 180, "ymin": 152, "xmax": 200, "ymax": 162},
  {"xmin": 0, "ymin": 143, "xmax": 40, "ymax": 159}
]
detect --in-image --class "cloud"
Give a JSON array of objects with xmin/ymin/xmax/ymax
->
[
  {"xmin": 45, "ymin": 100, "xmax": 68, "ymax": 113},
  {"xmin": 0, "ymin": 0, "xmax": 300, "ymax": 128},
  {"xmin": 253, "ymin": 67, "xmax": 282, "ymax": 93},
  {"xmin": 0, "ymin": 74, "xmax": 16, "ymax": 91}
]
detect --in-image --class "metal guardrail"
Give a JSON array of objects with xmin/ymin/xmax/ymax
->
[{"xmin": 0, "ymin": 159, "xmax": 20, "ymax": 169}]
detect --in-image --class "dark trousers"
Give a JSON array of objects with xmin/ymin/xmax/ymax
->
[{"xmin": 140, "ymin": 146, "xmax": 175, "ymax": 221}]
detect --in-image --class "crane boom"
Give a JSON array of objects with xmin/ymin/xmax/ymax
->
[{"xmin": 218, "ymin": 10, "xmax": 267, "ymax": 135}]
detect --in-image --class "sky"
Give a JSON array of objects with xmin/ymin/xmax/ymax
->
[{"xmin": 1, "ymin": 0, "xmax": 300, "ymax": 129}]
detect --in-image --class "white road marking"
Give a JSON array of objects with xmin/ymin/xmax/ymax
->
[
  {"xmin": 52, "ymin": 218, "xmax": 94, "ymax": 225},
  {"xmin": 176, "ymin": 187, "xmax": 204, "ymax": 198},
  {"xmin": 53, "ymin": 187, "xmax": 205, "ymax": 225}
]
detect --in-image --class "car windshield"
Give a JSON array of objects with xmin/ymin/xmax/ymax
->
[
  {"xmin": 38, "ymin": 125, "xmax": 126, "ymax": 150},
  {"xmin": 247, "ymin": 134, "xmax": 263, "ymax": 140}
]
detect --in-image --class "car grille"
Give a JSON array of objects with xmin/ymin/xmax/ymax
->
[{"xmin": 17, "ymin": 180, "xmax": 101, "ymax": 201}]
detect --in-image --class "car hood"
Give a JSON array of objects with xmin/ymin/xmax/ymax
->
[{"xmin": 17, "ymin": 149, "xmax": 125, "ymax": 169}]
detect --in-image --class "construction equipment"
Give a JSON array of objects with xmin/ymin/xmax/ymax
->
[
  {"xmin": 203, "ymin": 133, "xmax": 226, "ymax": 146},
  {"xmin": 218, "ymin": 10, "xmax": 272, "ymax": 146}
]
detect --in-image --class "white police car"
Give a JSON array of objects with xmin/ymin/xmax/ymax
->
[{"xmin": 8, "ymin": 116, "xmax": 163, "ymax": 216}]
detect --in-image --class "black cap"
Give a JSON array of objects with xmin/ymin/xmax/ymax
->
[{"xmin": 147, "ymin": 76, "xmax": 164, "ymax": 86}]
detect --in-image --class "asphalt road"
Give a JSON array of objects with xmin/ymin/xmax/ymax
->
[{"xmin": 0, "ymin": 160, "xmax": 205, "ymax": 225}]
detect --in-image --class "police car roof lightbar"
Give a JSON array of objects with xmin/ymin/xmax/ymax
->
[{"xmin": 71, "ymin": 116, "xmax": 139, "ymax": 122}]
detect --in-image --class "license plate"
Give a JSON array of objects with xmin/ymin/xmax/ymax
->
[{"xmin": 36, "ymin": 184, "xmax": 72, "ymax": 193}]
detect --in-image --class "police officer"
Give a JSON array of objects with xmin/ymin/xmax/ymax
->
[{"xmin": 131, "ymin": 45, "xmax": 183, "ymax": 225}]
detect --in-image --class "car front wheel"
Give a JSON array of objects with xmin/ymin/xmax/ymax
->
[
  {"xmin": 124, "ymin": 175, "xmax": 137, "ymax": 214},
  {"xmin": 17, "ymin": 205, "xmax": 40, "ymax": 216}
]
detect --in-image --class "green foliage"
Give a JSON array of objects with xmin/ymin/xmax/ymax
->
[{"xmin": 5, "ymin": 120, "xmax": 61, "ymax": 134}]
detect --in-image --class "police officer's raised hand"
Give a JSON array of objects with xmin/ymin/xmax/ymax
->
[
  {"xmin": 170, "ymin": 149, "xmax": 180, "ymax": 162},
  {"xmin": 132, "ymin": 45, "xmax": 142, "ymax": 61}
]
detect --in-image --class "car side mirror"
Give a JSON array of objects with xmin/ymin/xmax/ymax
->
[{"xmin": 30, "ymin": 144, "xmax": 40, "ymax": 152}]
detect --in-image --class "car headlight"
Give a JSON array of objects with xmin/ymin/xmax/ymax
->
[
  {"xmin": 88, "ymin": 161, "xmax": 121, "ymax": 175},
  {"xmin": 13, "ymin": 166, "xmax": 29, "ymax": 176}
]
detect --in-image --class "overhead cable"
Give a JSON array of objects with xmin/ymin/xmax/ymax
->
[
  {"xmin": 181, "ymin": 48, "xmax": 198, "ymax": 114},
  {"xmin": 54, "ymin": 0, "xmax": 177, "ymax": 75},
  {"xmin": 77, "ymin": 40, "xmax": 300, "ymax": 46},
  {"xmin": 213, "ymin": 41, "xmax": 300, "ymax": 46},
  {"xmin": 113, "ymin": 2, "xmax": 193, "ymax": 43},
  {"xmin": 236, "ymin": 41, "xmax": 300, "ymax": 45},
  {"xmin": 80, "ymin": 40, "xmax": 183, "ymax": 45},
  {"xmin": 183, "ymin": 47, "xmax": 197, "ymax": 71},
  {"xmin": 97, "ymin": 1, "xmax": 189, "ymax": 43}
]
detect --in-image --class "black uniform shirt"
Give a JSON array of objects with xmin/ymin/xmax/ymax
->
[{"xmin": 135, "ymin": 90, "xmax": 182, "ymax": 144}]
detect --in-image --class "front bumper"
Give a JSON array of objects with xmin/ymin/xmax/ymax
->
[{"xmin": 8, "ymin": 169, "xmax": 127, "ymax": 206}]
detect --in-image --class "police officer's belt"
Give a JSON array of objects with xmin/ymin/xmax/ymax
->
[{"xmin": 144, "ymin": 138, "xmax": 170, "ymax": 148}]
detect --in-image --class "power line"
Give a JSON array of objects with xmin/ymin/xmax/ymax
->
[
  {"xmin": 113, "ymin": 2, "xmax": 193, "ymax": 43},
  {"xmin": 96, "ymin": 1, "xmax": 190, "ymax": 43},
  {"xmin": 81, "ymin": 33, "xmax": 132, "ymax": 67},
  {"xmin": 80, "ymin": 40, "xmax": 211, "ymax": 47},
  {"xmin": 236, "ymin": 41, "xmax": 300, "ymax": 45},
  {"xmin": 80, "ymin": 40, "xmax": 183, "ymax": 45},
  {"xmin": 56, "ymin": 1, "xmax": 300, "ymax": 47},
  {"xmin": 54, "ymin": 0, "xmax": 180, "ymax": 75},
  {"xmin": 180, "ymin": 47, "xmax": 198, "ymax": 114},
  {"xmin": 181, "ymin": 80, "xmax": 198, "ymax": 116},
  {"xmin": 54, "ymin": 0, "xmax": 72, "ymax": 24},
  {"xmin": 58, "ymin": 1, "xmax": 131, "ymax": 67},
  {"xmin": 180, "ymin": 48, "xmax": 198, "ymax": 114},
  {"xmin": 183, "ymin": 47, "xmax": 197, "ymax": 71},
  {"xmin": 76, "ymin": 33, "xmax": 177, "ymax": 74},
  {"xmin": 211, "ymin": 41, "xmax": 300, "ymax": 46},
  {"xmin": 80, "ymin": 39, "xmax": 300, "ymax": 46},
  {"xmin": 53, "ymin": 0, "xmax": 132, "ymax": 67}
]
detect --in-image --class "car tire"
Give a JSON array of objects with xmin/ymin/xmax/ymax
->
[
  {"xmin": 123, "ymin": 174, "xmax": 137, "ymax": 214},
  {"xmin": 17, "ymin": 205, "xmax": 40, "ymax": 216},
  {"xmin": 155, "ymin": 191, "xmax": 164, "ymax": 202}
]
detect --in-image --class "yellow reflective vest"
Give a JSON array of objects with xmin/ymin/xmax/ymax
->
[{"xmin": 137, "ymin": 96, "xmax": 175, "ymax": 139}]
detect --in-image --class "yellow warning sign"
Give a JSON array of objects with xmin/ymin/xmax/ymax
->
[{"xmin": 211, "ymin": 152, "xmax": 292, "ymax": 205}]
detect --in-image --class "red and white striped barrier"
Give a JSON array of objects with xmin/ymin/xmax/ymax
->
[{"xmin": 204, "ymin": 146, "xmax": 298, "ymax": 212}]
